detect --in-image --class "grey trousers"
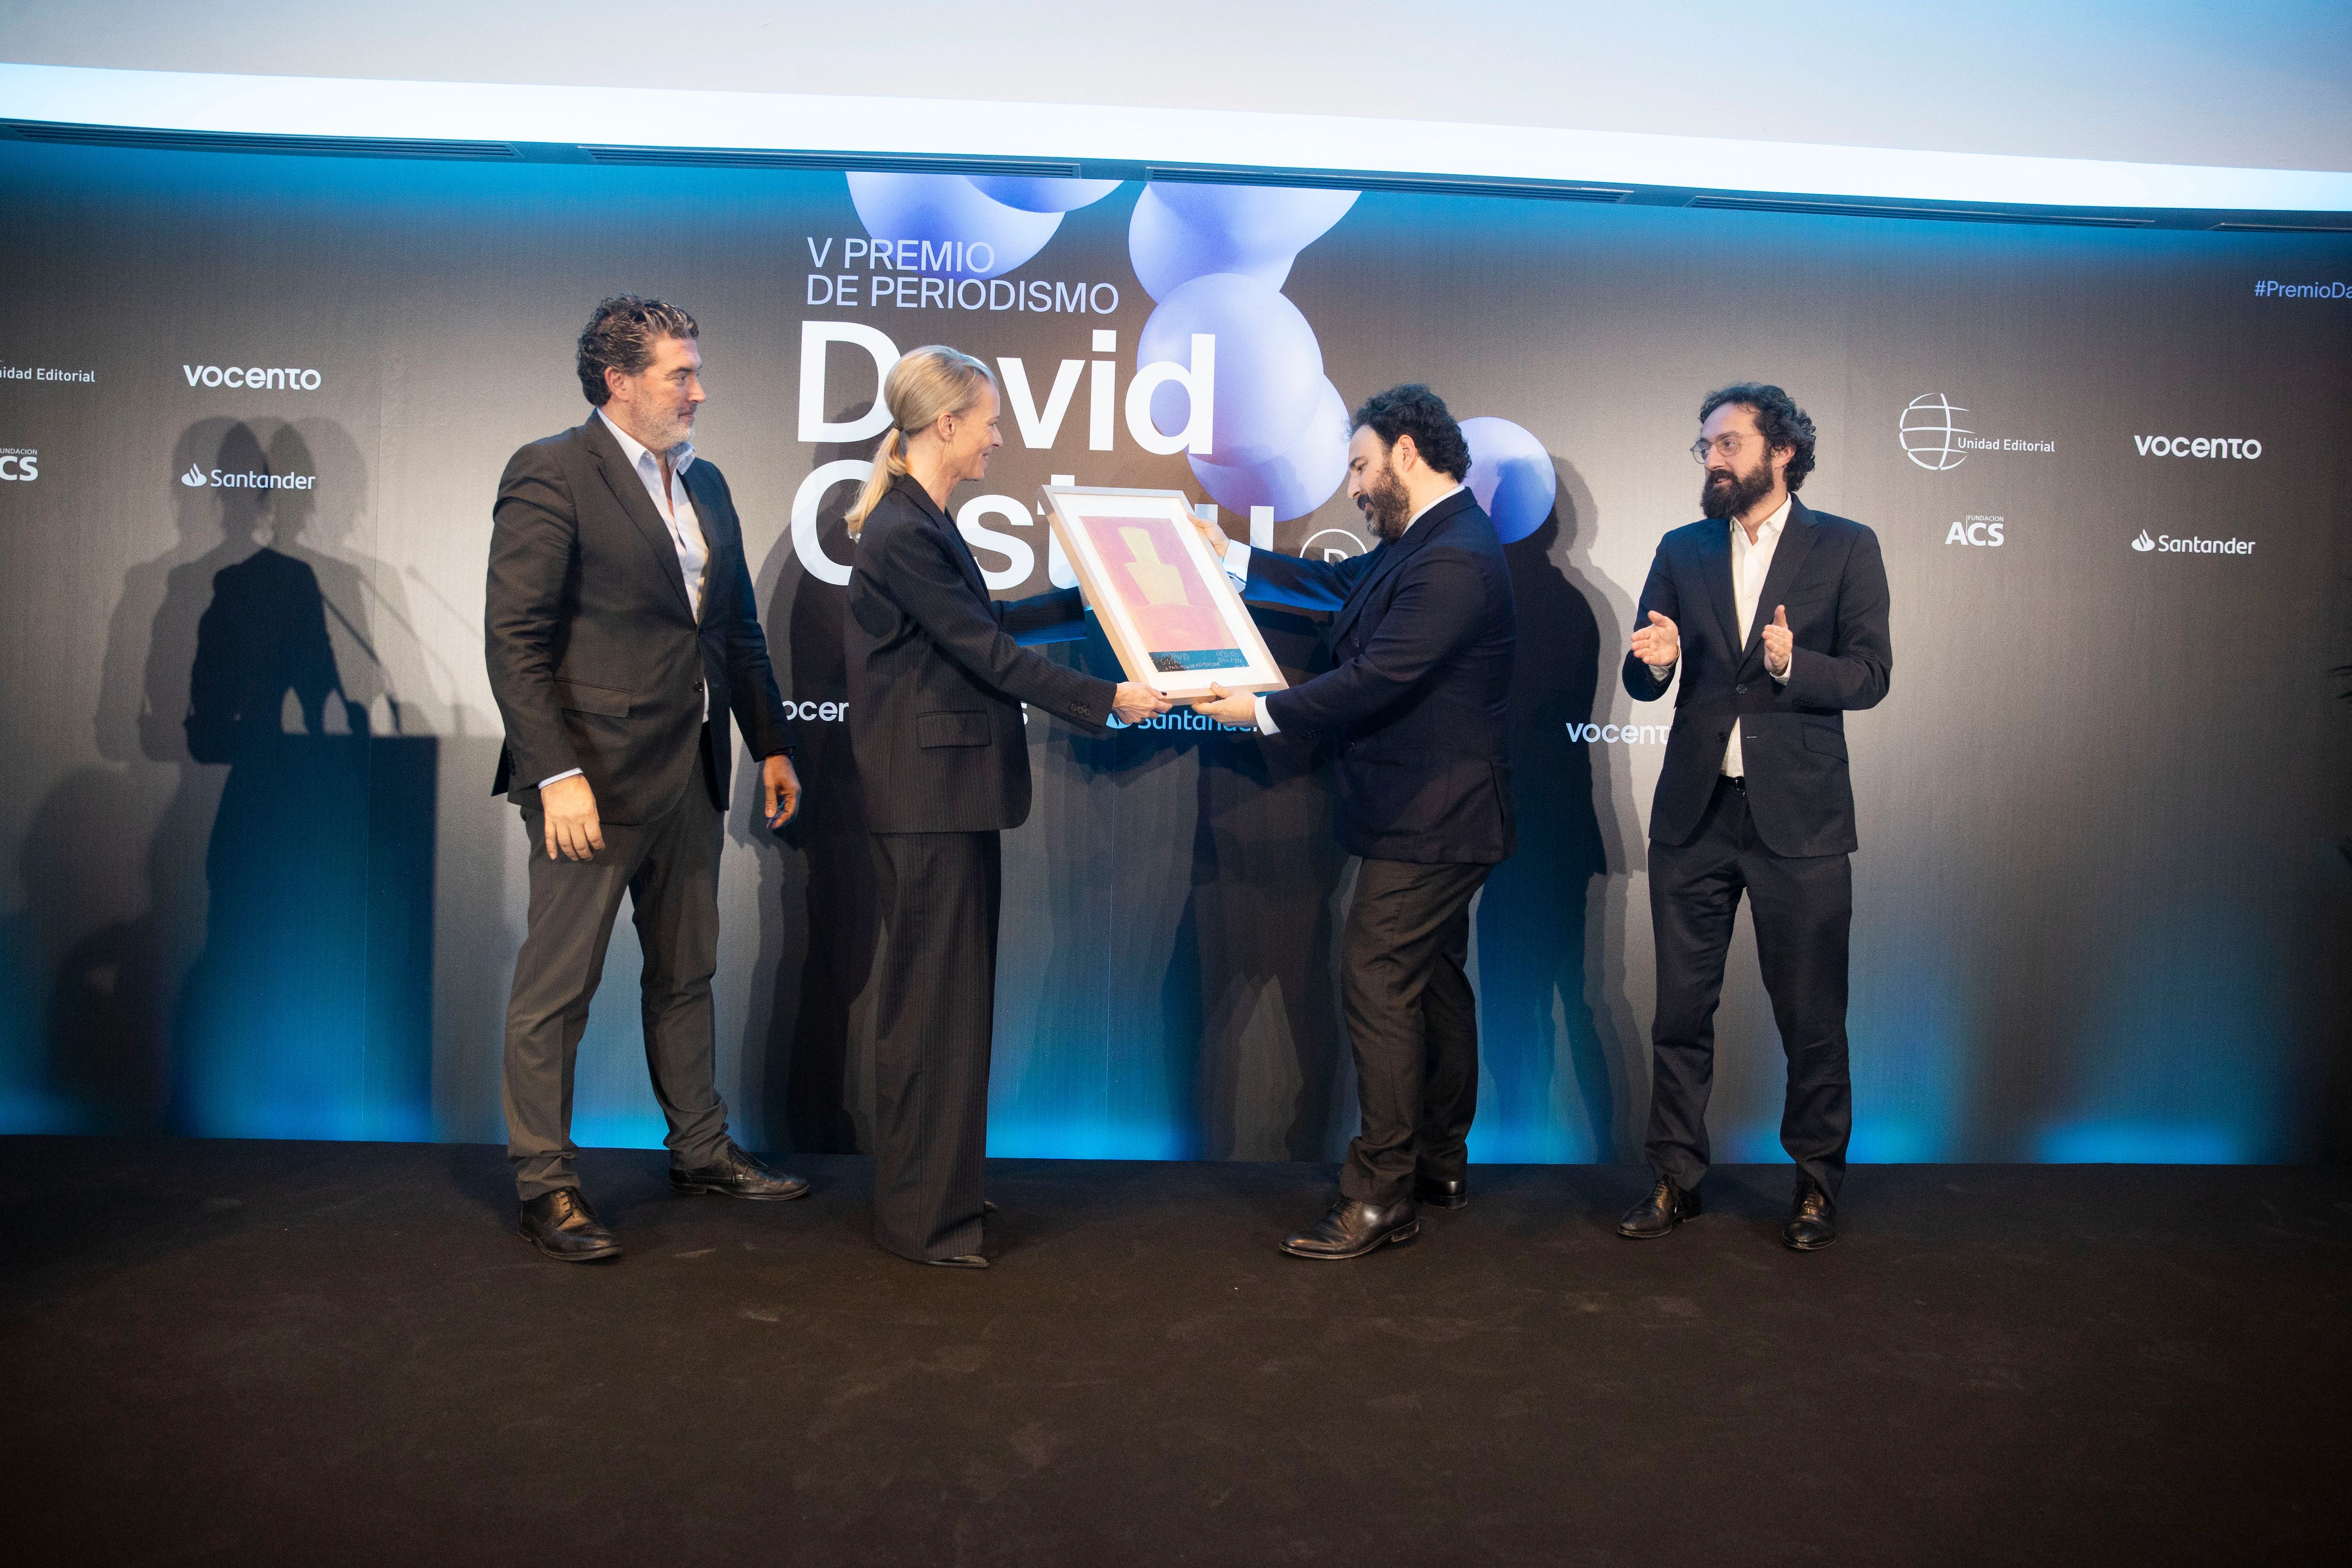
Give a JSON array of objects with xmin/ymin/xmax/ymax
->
[{"xmin": 503, "ymin": 782, "xmax": 733, "ymax": 1200}]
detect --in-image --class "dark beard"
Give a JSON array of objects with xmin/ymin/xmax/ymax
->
[
  {"xmin": 1359, "ymin": 462, "xmax": 1413, "ymax": 541},
  {"xmin": 1700, "ymin": 460, "xmax": 1773, "ymax": 521}
]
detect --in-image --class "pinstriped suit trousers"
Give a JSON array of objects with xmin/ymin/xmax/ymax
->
[{"xmin": 868, "ymin": 830, "xmax": 1002, "ymax": 1262}]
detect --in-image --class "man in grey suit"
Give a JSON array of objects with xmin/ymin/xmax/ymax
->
[{"xmin": 485, "ymin": 295, "xmax": 807, "ymax": 1262}]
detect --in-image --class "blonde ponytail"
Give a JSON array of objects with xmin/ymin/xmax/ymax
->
[{"xmin": 843, "ymin": 345, "xmax": 995, "ymax": 534}]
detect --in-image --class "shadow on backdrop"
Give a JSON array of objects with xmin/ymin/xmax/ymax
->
[
  {"xmin": 748, "ymin": 426, "xmax": 877, "ymax": 1154},
  {"xmin": 168, "ymin": 420, "xmax": 436, "ymax": 1141},
  {"xmin": 1473, "ymin": 458, "xmax": 1642, "ymax": 1162}
]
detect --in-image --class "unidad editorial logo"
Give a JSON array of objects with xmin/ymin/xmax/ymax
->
[
  {"xmin": 180, "ymin": 462, "xmax": 316, "ymax": 491},
  {"xmin": 0, "ymin": 446, "xmax": 38, "ymax": 482},
  {"xmin": 182, "ymin": 363, "xmax": 322, "ymax": 391},
  {"xmin": 1899, "ymin": 393, "xmax": 2056, "ymax": 471},
  {"xmin": 2132, "ymin": 528, "xmax": 2254, "ymax": 556}
]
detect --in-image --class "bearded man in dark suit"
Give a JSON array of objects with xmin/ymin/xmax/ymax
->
[
  {"xmin": 1617, "ymin": 383, "xmax": 1891, "ymax": 1252},
  {"xmin": 1192, "ymin": 384, "xmax": 1517, "ymax": 1261}
]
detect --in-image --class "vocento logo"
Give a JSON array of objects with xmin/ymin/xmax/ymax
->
[
  {"xmin": 2132, "ymin": 528, "xmax": 2254, "ymax": 556},
  {"xmin": 1567, "ymin": 721, "xmax": 1668, "ymax": 745},
  {"xmin": 2132, "ymin": 434, "xmax": 2262, "ymax": 460},
  {"xmin": 182, "ymin": 363, "xmax": 321, "ymax": 391},
  {"xmin": 180, "ymin": 462, "xmax": 316, "ymax": 491},
  {"xmin": 0, "ymin": 446, "xmax": 39, "ymax": 482}
]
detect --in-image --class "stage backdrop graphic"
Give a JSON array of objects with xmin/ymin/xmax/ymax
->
[{"xmin": 1, "ymin": 140, "xmax": 2348, "ymax": 1165}]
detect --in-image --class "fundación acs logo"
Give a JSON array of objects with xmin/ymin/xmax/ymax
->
[{"xmin": 0, "ymin": 446, "xmax": 38, "ymax": 482}]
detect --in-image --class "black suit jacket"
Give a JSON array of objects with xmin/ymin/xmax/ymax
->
[
  {"xmin": 845, "ymin": 474, "xmax": 1117, "ymax": 833},
  {"xmin": 1622, "ymin": 497, "xmax": 1892, "ymax": 857},
  {"xmin": 485, "ymin": 415, "xmax": 793, "ymax": 825},
  {"xmin": 1246, "ymin": 489, "xmax": 1517, "ymax": 865}
]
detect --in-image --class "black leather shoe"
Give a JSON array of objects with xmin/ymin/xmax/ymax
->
[
  {"xmin": 1616, "ymin": 1177, "xmax": 1701, "ymax": 1238},
  {"xmin": 670, "ymin": 1142, "xmax": 810, "ymax": 1202},
  {"xmin": 1280, "ymin": 1198, "xmax": 1420, "ymax": 1260},
  {"xmin": 520, "ymin": 1188, "xmax": 621, "ymax": 1262},
  {"xmin": 1415, "ymin": 1174, "xmax": 1469, "ymax": 1210},
  {"xmin": 923, "ymin": 1254, "xmax": 988, "ymax": 1269},
  {"xmin": 1784, "ymin": 1178, "xmax": 1838, "ymax": 1250}
]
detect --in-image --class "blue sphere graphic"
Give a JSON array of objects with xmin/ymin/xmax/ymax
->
[
  {"xmin": 1188, "ymin": 377, "xmax": 1351, "ymax": 521},
  {"xmin": 963, "ymin": 176, "xmax": 1125, "ymax": 214},
  {"xmin": 846, "ymin": 173, "xmax": 1063, "ymax": 279},
  {"xmin": 1128, "ymin": 184, "xmax": 1359, "ymax": 302},
  {"xmin": 1461, "ymin": 417, "xmax": 1557, "ymax": 543},
  {"xmin": 1139, "ymin": 273, "xmax": 1326, "ymax": 468}
]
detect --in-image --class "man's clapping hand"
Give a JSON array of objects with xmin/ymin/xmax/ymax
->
[
  {"xmin": 1630, "ymin": 610, "xmax": 1680, "ymax": 669},
  {"xmin": 1762, "ymin": 604, "xmax": 1792, "ymax": 677}
]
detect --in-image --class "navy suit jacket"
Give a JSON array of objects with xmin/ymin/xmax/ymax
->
[
  {"xmin": 1245, "ymin": 489, "xmax": 1517, "ymax": 865},
  {"xmin": 1621, "ymin": 496, "xmax": 1892, "ymax": 857}
]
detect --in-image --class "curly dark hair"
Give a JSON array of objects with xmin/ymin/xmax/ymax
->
[
  {"xmin": 576, "ymin": 295, "xmax": 699, "ymax": 406},
  {"xmin": 1351, "ymin": 383, "xmax": 1471, "ymax": 482},
  {"xmin": 1698, "ymin": 382, "xmax": 1817, "ymax": 491}
]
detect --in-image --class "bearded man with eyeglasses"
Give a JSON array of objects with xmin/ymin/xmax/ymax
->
[{"xmin": 1617, "ymin": 384, "xmax": 1891, "ymax": 1251}]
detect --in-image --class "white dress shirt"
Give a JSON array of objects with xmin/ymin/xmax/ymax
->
[
  {"xmin": 1644, "ymin": 495, "xmax": 1794, "ymax": 779},
  {"xmin": 1223, "ymin": 483, "xmax": 1468, "ymax": 735},
  {"xmin": 538, "ymin": 410, "xmax": 712, "ymax": 790}
]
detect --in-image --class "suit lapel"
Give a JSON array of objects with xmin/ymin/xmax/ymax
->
[
  {"xmin": 681, "ymin": 461, "xmax": 724, "ymax": 627},
  {"xmin": 1695, "ymin": 522, "xmax": 1740, "ymax": 661},
  {"xmin": 1330, "ymin": 490, "xmax": 1466, "ymax": 648},
  {"xmin": 900, "ymin": 475, "xmax": 987, "ymax": 601},
  {"xmin": 1740, "ymin": 500, "xmax": 1820, "ymax": 668},
  {"xmin": 584, "ymin": 417, "xmax": 696, "ymax": 622}
]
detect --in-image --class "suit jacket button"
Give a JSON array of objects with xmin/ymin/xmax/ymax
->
[{"xmin": 1735, "ymin": 683, "xmax": 1748, "ymax": 694}]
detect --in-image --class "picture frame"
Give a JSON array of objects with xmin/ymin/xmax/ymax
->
[{"xmin": 1038, "ymin": 485, "xmax": 1289, "ymax": 699}]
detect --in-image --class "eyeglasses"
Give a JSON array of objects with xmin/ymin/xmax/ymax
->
[{"xmin": 1689, "ymin": 433, "xmax": 1754, "ymax": 465}]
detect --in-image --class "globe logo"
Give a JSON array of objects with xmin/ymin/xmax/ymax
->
[{"xmin": 1899, "ymin": 393, "xmax": 1972, "ymax": 471}]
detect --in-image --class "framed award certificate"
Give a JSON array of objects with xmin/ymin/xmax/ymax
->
[{"xmin": 1039, "ymin": 485, "xmax": 1288, "ymax": 698}]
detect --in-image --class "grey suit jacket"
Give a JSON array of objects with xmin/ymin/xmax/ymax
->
[{"xmin": 485, "ymin": 416, "xmax": 793, "ymax": 825}]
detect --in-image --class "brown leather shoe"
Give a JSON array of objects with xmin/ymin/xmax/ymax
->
[
  {"xmin": 520, "ymin": 1188, "xmax": 621, "ymax": 1262},
  {"xmin": 670, "ymin": 1142, "xmax": 810, "ymax": 1202},
  {"xmin": 1280, "ymin": 1198, "xmax": 1420, "ymax": 1260},
  {"xmin": 1784, "ymin": 1178, "xmax": 1838, "ymax": 1250},
  {"xmin": 1616, "ymin": 1177, "xmax": 1701, "ymax": 1238}
]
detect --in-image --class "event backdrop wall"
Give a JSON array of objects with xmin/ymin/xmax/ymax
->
[{"xmin": 2, "ymin": 139, "xmax": 2348, "ymax": 1165}]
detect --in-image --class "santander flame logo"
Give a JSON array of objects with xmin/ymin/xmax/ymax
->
[
  {"xmin": 2131, "ymin": 530, "xmax": 2156, "ymax": 552},
  {"xmin": 180, "ymin": 464, "xmax": 207, "ymax": 487}
]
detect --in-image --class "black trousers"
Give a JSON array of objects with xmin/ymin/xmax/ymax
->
[
  {"xmin": 503, "ymin": 780, "xmax": 731, "ymax": 1200},
  {"xmin": 868, "ymin": 830, "xmax": 1001, "ymax": 1262},
  {"xmin": 1645, "ymin": 776, "xmax": 1852, "ymax": 1199},
  {"xmin": 1339, "ymin": 857, "xmax": 1493, "ymax": 1207}
]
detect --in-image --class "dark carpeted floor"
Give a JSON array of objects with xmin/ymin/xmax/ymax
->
[{"xmin": 0, "ymin": 1138, "xmax": 2344, "ymax": 1566}]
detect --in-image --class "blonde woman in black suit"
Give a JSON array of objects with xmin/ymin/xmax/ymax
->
[{"xmin": 843, "ymin": 345, "xmax": 1169, "ymax": 1267}]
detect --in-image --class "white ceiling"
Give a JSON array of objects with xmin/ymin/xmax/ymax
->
[{"xmin": 3, "ymin": 0, "xmax": 2348, "ymax": 175}]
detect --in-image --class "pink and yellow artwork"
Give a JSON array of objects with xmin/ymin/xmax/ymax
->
[{"xmin": 1084, "ymin": 512, "xmax": 1249, "ymax": 672}]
